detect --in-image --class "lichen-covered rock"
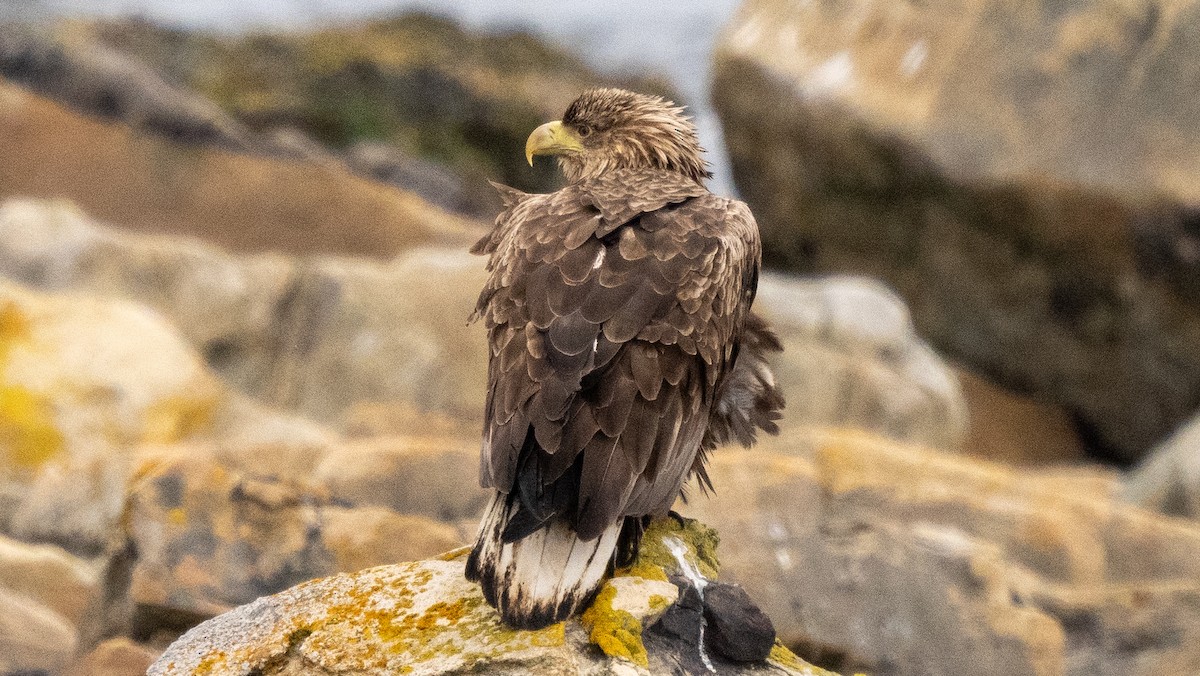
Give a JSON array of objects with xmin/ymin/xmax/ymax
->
[
  {"xmin": 690, "ymin": 432, "xmax": 1200, "ymax": 675},
  {"xmin": 149, "ymin": 526, "xmax": 828, "ymax": 676},
  {"xmin": 0, "ymin": 199, "xmax": 486, "ymax": 428},
  {"xmin": 0, "ymin": 279, "xmax": 222, "ymax": 552},
  {"xmin": 713, "ymin": 0, "xmax": 1200, "ymax": 462},
  {"xmin": 122, "ymin": 451, "xmax": 462, "ymax": 621}
]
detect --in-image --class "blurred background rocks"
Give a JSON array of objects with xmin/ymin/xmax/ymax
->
[{"xmin": 0, "ymin": 2, "xmax": 1198, "ymax": 675}]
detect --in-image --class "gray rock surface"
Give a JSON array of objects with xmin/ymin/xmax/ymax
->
[
  {"xmin": 712, "ymin": 0, "xmax": 1200, "ymax": 462},
  {"xmin": 1126, "ymin": 411, "xmax": 1200, "ymax": 519}
]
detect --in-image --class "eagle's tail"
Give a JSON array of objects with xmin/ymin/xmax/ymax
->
[{"xmin": 465, "ymin": 491, "xmax": 622, "ymax": 629}]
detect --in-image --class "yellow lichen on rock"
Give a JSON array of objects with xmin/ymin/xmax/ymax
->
[
  {"xmin": 0, "ymin": 383, "xmax": 64, "ymax": 468},
  {"xmin": 634, "ymin": 517, "xmax": 721, "ymax": 579},
  {"xmin": 581, "ymin": 584, "xmax": 648, "ymax": 667},
  {"xmin": 769, "ymin": 641, "xmax": 839, "ymax": 675}
]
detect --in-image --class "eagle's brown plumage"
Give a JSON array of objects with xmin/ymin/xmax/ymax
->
[{"xmin": 465, "ymin": 88, "xmax": 783, "ymax": 629}]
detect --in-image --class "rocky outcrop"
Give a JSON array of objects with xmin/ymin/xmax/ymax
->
[
  {"xmin": 0, "ymin": 198, "xmax": 967, "ymax": 447},
  {"xmin": 712, "ymin": 0, "xmax": 1200, "ymax": 463},
  {"xmin": 0, "ymin": 78, "xmax": 480, "ymax": 258},
  {"xmin": 149, "ymin": 520, "xmax": 829, "ymax": 676},
  {"xmin": 83, "ymin": 15, "xmax": 674, "ymax": 200},
  {"xmin": 691, "ymin": 432, "xmax": 1200, "ymax": 675},
  {"xmin": 0, "ymin": 16, "xmax": 676, "ymax": 217},
  {"xmin": 119, "ymin": 450, "xmax": 462, "ymax": 627}
]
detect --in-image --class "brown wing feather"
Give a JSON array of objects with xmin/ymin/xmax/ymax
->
[{"xmin": 472, "ymin": 171, "xmax": 768, "ymax": 540}]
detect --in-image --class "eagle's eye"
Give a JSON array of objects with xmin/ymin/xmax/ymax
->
[{"xmin": 576, "ymin": 124, "xmax": 594, "ymax": 139}]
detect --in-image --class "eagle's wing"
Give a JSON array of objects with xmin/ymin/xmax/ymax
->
[{"xmin": 472, "ymin": 171, "xmax": 762, "ymax": 541}]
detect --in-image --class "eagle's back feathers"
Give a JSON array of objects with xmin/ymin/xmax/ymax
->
[{"xmin": 467, "ymin": 167, "xmax": 782, "ymax": 629}]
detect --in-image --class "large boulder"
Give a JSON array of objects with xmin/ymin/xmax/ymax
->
[
  {"xmin": 712, "ymin": 0, "xmax": 1200, "ymax": 462},
  {"xmin": 149, "ymin": 521, "xmax": 829, "ymax": 676},
  {"xmin": 691, "ymin": 432, "xmax": 1200, "ymax": 675}
]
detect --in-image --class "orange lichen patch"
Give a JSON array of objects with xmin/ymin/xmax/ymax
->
[{"xmin": 193, "ymin": 650, "xmax": 228, "ymax": 675}]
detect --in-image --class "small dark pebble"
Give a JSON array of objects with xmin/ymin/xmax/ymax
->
[{"xmin": 702, "ymin": 581, "xmax": 776, "ymax": 662}]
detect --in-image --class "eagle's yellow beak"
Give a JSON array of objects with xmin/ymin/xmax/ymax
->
[{"xmin": 525, "ymin": 120, "xmax": 584, "ymax": 166}]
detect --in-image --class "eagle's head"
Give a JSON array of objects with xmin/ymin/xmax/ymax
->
[{"xmin": 525, "ymin": 88, "xmax": 711, "ymax": 185}]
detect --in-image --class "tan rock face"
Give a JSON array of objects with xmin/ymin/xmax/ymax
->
[
  {"xmin": 690, "ymin": 431, "xmax": 1200, "ymax": 675},
  {"xmin": 0, "ymin": 78, "xmax": 480, "ymax": 258},
  {"xmin": 713, "ymin": 0, "xmax": 1200, "ymax": 462}
]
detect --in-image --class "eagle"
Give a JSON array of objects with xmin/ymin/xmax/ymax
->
[{"xmin": 465, "ymin": 88, "xmax": 784, "ymax": 630}]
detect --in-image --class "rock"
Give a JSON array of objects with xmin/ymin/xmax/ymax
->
[
  {"xmin": 0, "ymin": 199, "xmax": 486, "ymax": 429},
  {"xmin": 0, "ymin": 533, "xmax": 102, "ymax": 674},
  {"xmin": 148, "ymin": 522, "xmax": 827, "ymax": 676},
  {"xmin": 0, "ymin": 532, "xmax": 100, "ymax": 627},
  {"xmin": 0, "ymin": 279, "xmax": 222, "ymax": 553},
  {"xmin": 120, "ymin": 450, "xmax": 463, "ymax": 629},
  {"xmin": 689, "ymin": 431, "xmax": 1200, "ymax": 675},
  {"xmin": 957, "ymin": 366, "xmax": 1086, "ymax": 466},
  {"xmin": 0, "ymin": 199, "xmax": 971, "ymax": 454},
  {"xmin": 0, "ymin": 585, "xmax": 77, "ymax": 674},
  {"xmin": 1125, "ymin": 411, "xmax": 1200, "ymax": 519},
  {"xmin": 0, "ymin": 79, "xmax": 481, "ymax": 258},
  {"xmin": 312, "ymin": 435, "xmax": 487, "ymax": 525},
  {"xmin": 704, "ymin": 582, "xmax": 776, "ymax": 663},
  {"xmin": 713, "ymin": 0, "xmax": 1200, "ymax": 462},
  {"xmin": 0, "ymin": 22, "xmax": 258, "ymax": 151},
  {"xmin": 68, "ymin": 637, "xmax": 161, "ymax": 676},
  {"xmin": 76, "ymin": 14, "xmax": 678, "ymax": 205},
  {"xmin": 346, "ymin": 140, "xmax": 484, "ymax": 218},
  {"xmin": 756, "ymin": 273, "xmax": 966, "ymax": 450}
]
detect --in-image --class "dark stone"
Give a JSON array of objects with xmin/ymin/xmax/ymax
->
[{"xmin": 702, "ymin": 582, "xmax": 775, "ymax": 663}]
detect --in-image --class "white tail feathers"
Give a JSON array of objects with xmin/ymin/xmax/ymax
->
[{"xmin": 466, "ymin": 492, "xmax": 621, "ymax": 629}]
